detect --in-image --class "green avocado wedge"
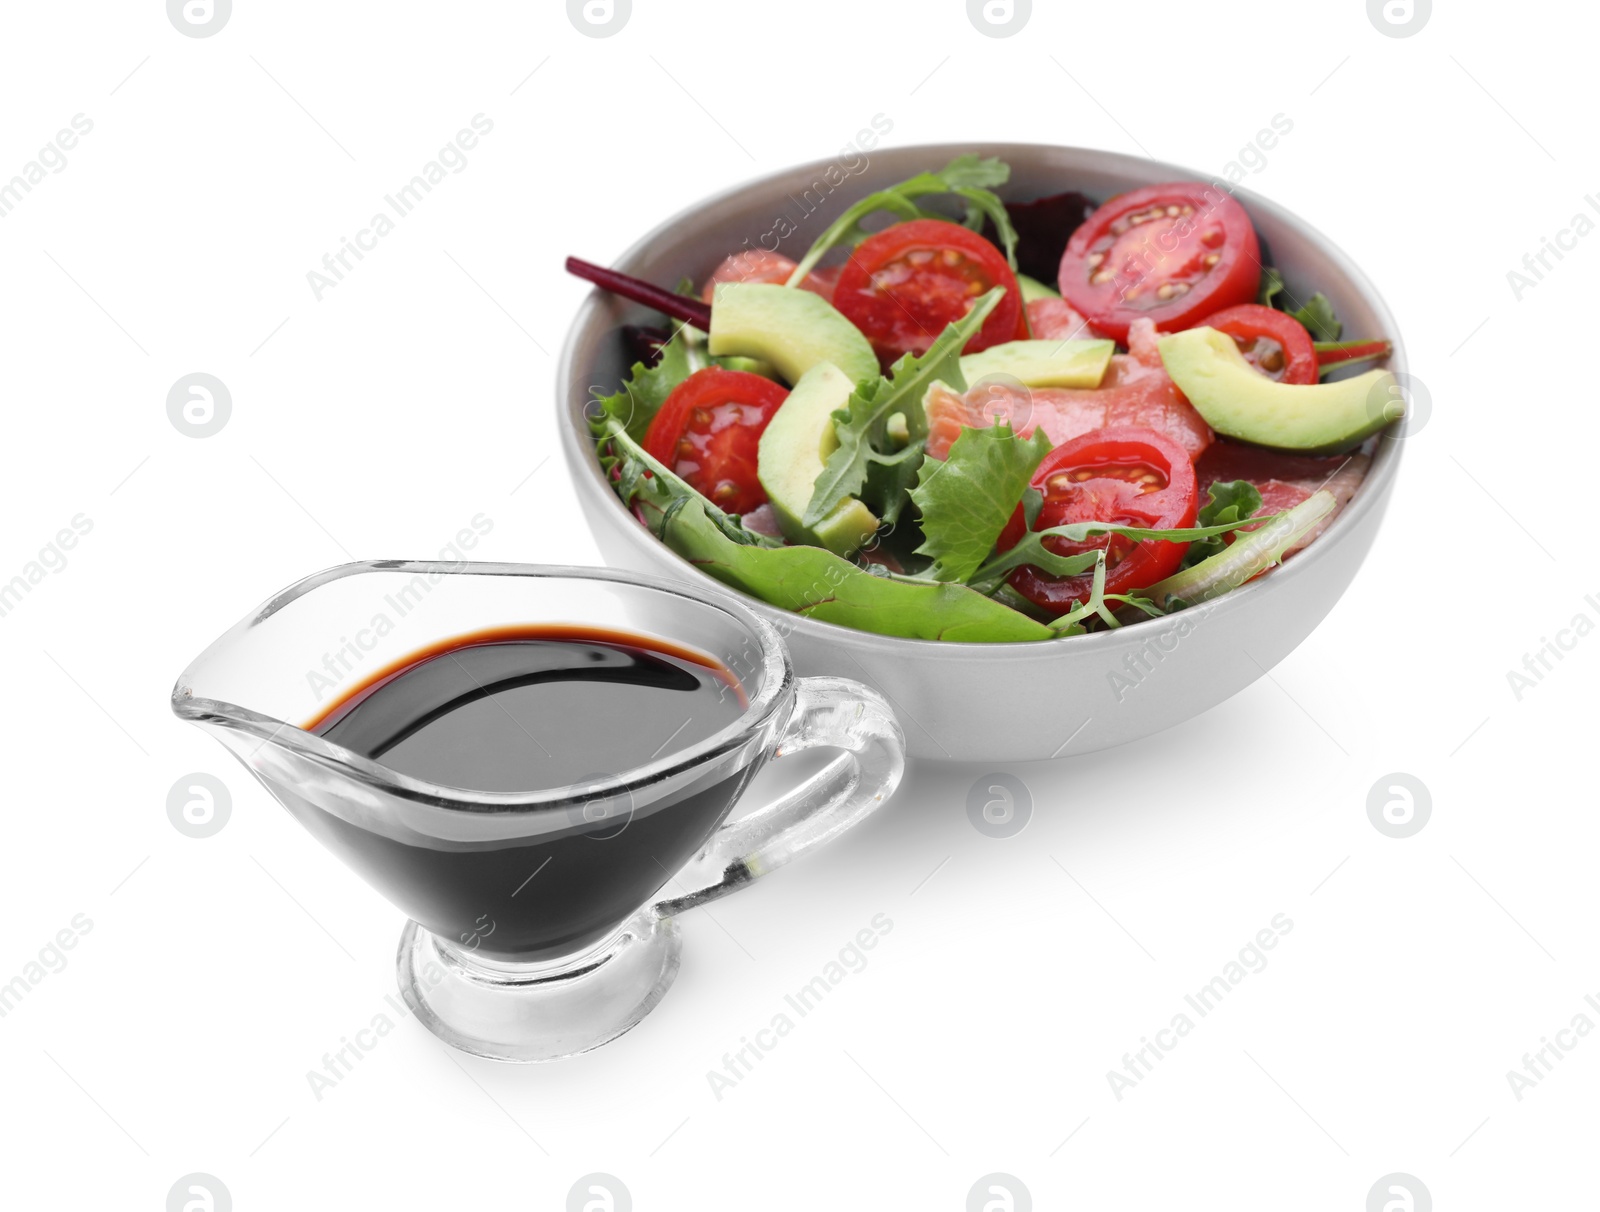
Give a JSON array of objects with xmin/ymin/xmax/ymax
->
[
  {"xmin": 708, "ymin": 282, "xmax": 878, "ymax": 387},
  {"xmin": 758, "ymin": 362, "xmax": 879, "ymax": 557},
  {"xmin": 958, "ymin": 338, "xmax": 1114, "ymax": 389},
  {"xmin": 1016, "ymin": 273, "xmax": 1059, "ymax": 302},
  {"xmin": 1158, "ymin": 326, "xmax": 1400, "ymax": 455}
]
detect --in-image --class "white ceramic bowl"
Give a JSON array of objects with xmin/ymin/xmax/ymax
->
[{"xmin": 556, "ymin": 143, "xmax": 1406, "ymax": 763}]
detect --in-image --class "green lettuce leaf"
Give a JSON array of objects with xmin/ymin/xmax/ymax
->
[
  {"xmin": 911, "ymin": 421, "xmax": 1050, "ymax": 583},
  {"xmin": 787, "ymin": 155, "xmax": 1019, "ymax": 283},
  {"xmin": 802, "ymin": 288, "xmax": 1002, "ymax": 528},
  {"xmin": 1180, "ymin": 479, "xmax": 1263, "ymax": 569}
]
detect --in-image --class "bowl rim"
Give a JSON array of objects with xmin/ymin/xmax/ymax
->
[{"xmin": 556, "ymin": 140, "xmax": 1406, "ymax": 655}]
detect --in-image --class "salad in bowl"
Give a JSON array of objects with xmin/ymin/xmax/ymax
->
[
  {"xmin": 570, "ymin": 155, "xmax": 1401, "ymax": 644},
  {"xmin": 557, "ymin": 144, "xmax": 1408, "ymax": 760}
]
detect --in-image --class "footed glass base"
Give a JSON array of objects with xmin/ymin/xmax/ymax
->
[{"xmin": 397, "ymin": 909, "xmax": 682, "ymax": 1062}]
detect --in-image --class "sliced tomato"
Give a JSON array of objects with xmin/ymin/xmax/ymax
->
[
  {"xmin": 832, "ymin": 219, "xmax": 1023, "ymax": 366},
  {"xmin": 1058, "ymin": 183, "xmax": 1261, "ymax": 342},
  {"xmin": 643, "ymin": 368, "xmax": 788, "ymax": 514},
  {"xmin": 700, "ymin": 249, "xmax": 837, "ymax": 304},
  {"xmin": 1198, "ymin": 303, "xmax": 1317, "ymax": 384},
  {"xmin": 997, "ymin": 426, "xmax": 1198, "ymax": 614}
]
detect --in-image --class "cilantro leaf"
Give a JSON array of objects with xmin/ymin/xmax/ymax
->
[
  {"xmin": 587, "ymin": 330, "xmax": 697, "ymax": 444},
  {"xmin": 1180, "ymin": 479, "xmax": 1263, "ymax": 568},
  {"xmin": 801, "ymin": 288, "xmax": 1003, "ymax": 529},
  {"xmin": 787, "ymin": 156, "xmax": 1019, "ymax": 282},
  {"xmin": 910, "ymin": 421, "xmax": 1050, "ymax": 583}
]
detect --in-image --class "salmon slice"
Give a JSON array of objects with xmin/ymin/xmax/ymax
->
[
  {"xmin": 926, "ymin": 318, "xmax": 1213, "ymax": 461},
  {"xmin": 1025, "ymin": 296, "xmax": 1108, "ymax": 342}
]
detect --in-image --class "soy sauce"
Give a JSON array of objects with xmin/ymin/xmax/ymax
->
[
  {"xmin": 308, "ymin": 625, "xmax": 746, "ymax": 792},
  {"xmin": 291, "ymin": 626, "xmax": 755, "ymax": 960}
]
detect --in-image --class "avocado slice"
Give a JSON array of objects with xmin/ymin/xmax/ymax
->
[
  {"xmin": 709, "ymin": 283, "xmax": 878, "ymax": 388},
  {"xmin": 757, "ymin": 362, "xmax": 879, "ymax": 556},
  {"xmin": 1016, "ymin": 274, "xmax": 1059, "ymax": 302},
  {"xmin": 959, "ymin": 339, "xmax": 1114, "ymax": 389},
  {"xmin": 714, "ymin": 354, "xmax": 779, "ymax": 378},
  {"xmin": 1159, "ymin": 326, "xmax": 1400, "ymax": 455}
]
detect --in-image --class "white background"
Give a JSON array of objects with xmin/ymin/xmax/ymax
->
[{"xmin": 1, "ymin": 1, "xmax": 1594, "ymax": 1208}]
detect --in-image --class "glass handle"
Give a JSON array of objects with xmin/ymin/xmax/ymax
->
[{"xmin": 653, "ymin": 676, "xmax": 905, "ymax": 917}]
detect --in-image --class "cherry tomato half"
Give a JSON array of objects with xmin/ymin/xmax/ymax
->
[
  {"xmin": 1198, "ymin": 303, "xmax": 1317, "ymax": 385},
  {"xmin": 997, "ymin": 426, "xmax": 1198, "ymax": 614},
  {"xmin": 643, "ymin": 368, "xmax": 789, "ymax": 515},
  {"xmin": 832, "ymin": 219, "xmax": 1024, "ymax": 367},
  {"xmin": 1057, "ymin": 183, "xmax": 1261, "ymax": 342}
]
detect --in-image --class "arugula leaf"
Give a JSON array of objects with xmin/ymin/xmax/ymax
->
[
  {"xmin": 952, "ymin": 188, "xmax": 1019, "ymax": 268},
  {"xmin": 662, "ymin": 498, "xmax": 1052, "ymax": 642},
  {"xmin": 1180, "ymin": 480, "xmax": 1263, "ymax": 569},
  {"xmin": 787, "ymin": 156, "xmax": 1019, "ymax": 283},
  {"xmin": 587, "ymin": 330, "xmax": 697, "ymax": 444},
  {"xmin": 1051, "ymin": 552, "xmax": 1117, "ymax": 633},
  {"xmin": 931, "ymin": 155, "xmax": 1012, "ymax": 192},
  {"xmin": 911, "ymin": 421, "xmax": 1050, "ymax": 583},
  {"xmin": 1039, "ymin": 552, "xmax": 1175, "ymax": 636},
  {"xmin": 966, "ymin": 514, "xmax": 1284, "ymax": 596},
  {"xmin": 1290, "ymin": 293, "xmax": 1342, "ymax": 342},
  {"xmin": 802, "ymin": 288, "xmax": 1003, "ymax": 529}
]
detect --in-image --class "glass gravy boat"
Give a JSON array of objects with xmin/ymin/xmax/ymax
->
[{"xmin": 171, "ymin": 561, "xmax": 904, "ymax": 1062}]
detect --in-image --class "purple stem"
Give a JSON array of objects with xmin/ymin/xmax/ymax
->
[{"xmin": 565, "ymin": 256, "xmax": 712, "ymax": 330}]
